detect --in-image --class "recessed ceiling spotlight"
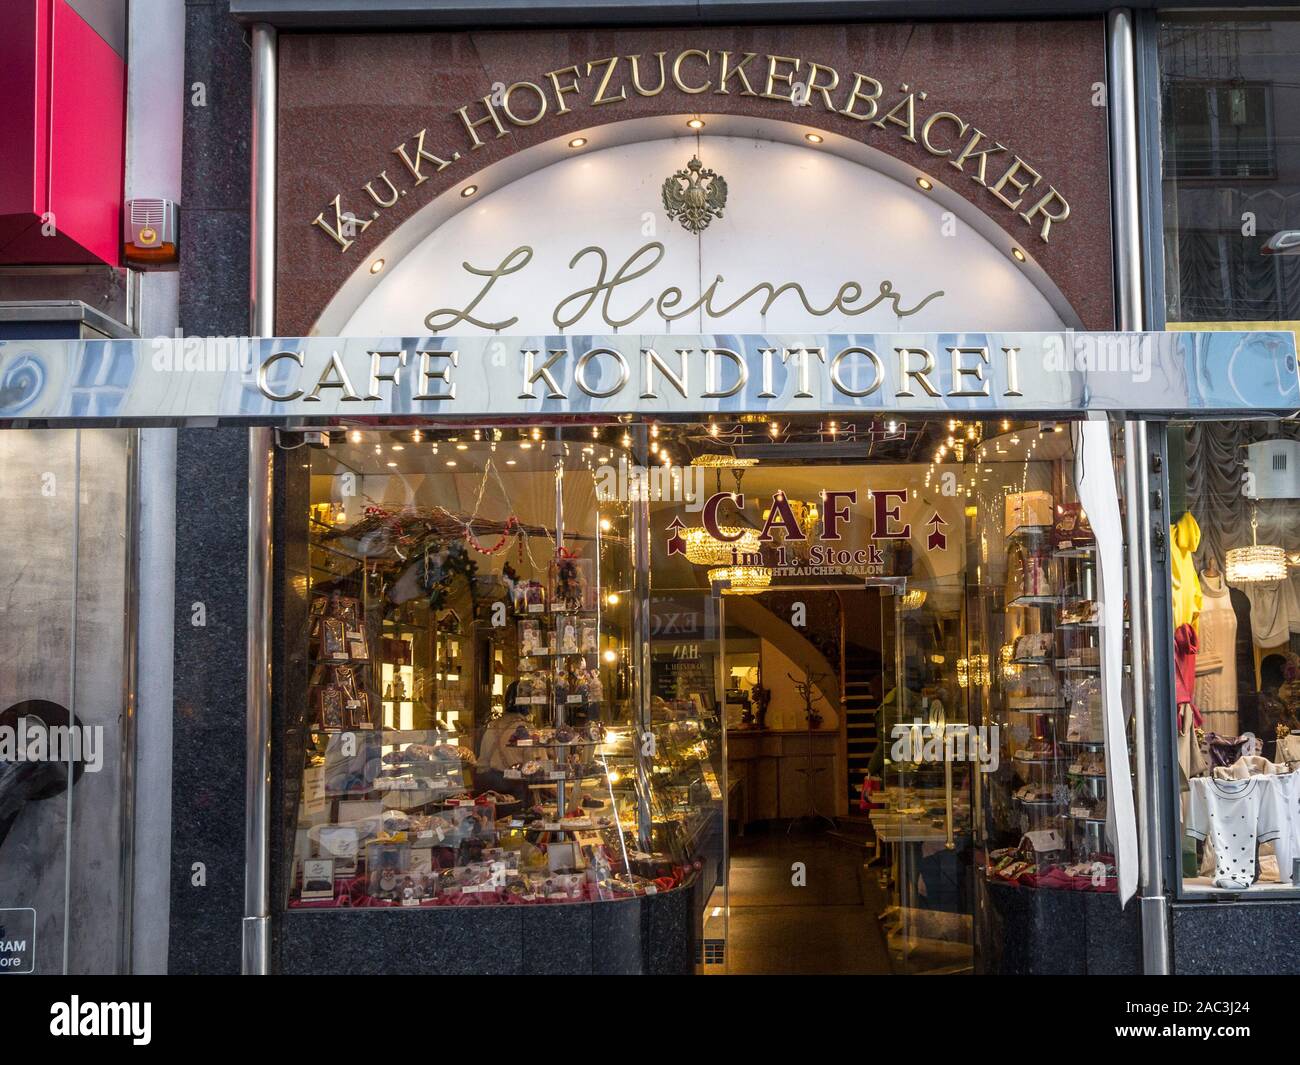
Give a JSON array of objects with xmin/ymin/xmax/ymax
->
[
  {"xmin": 1012, "ymin": 247, "xmax": 1026, "ymax": 262},
  {"xmin": 369, "ymin": 258, "xmax": 385, "ymax": 274},
  {"xmin": 446, "ymin": 459, "xmax": 457, "ymax": 467},
  {"xmin": 916, "ymin": 176, "xmax": 933, "ymax": 191},
  {"xmin": 804, "ymin": 132, "xmax": 824, "ymax": 144},
  {"xmin": 460, "ymin": 185, "xmax": 478, "ymax": 198},
  {"xmin": 687, "ymin": 118, "xmax": 705, "ymax": 130},
  {"xmin": 568, "ymin": 137, "xmax": 588, "ymax": 148}
]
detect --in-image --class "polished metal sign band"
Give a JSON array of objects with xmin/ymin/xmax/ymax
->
[{"xmin": 1, "ymin": 331, "xmax": 1295, "ymax": 424}]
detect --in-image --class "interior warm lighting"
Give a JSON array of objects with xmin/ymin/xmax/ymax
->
[
  {"xmin": 900, "ymin": 589, "xmax": 927, "ymax": 611},
  {"xmin": 1012, "ymin": 247, "xmax": 1026, "ymax": 262},
  {"xmin": 687, "ymin": 118, "xmax": 705, "ymax": 129},
  {"xmin": 804, "ymin": 132, "xmax": 824, "ymax": 144},
  {"xmin": 461, "ymin": 185, "xmax": 478, "ymax": 198},
  {"xmin": 603, "ymin": 649, "xmax": 618, "ymax": 664},
  {"xmin": 568, "ymin": 137, "xmax": 588, "ymax": 148},
  {"xmin": 505, "ymin": 459, "xmax": 517, "ymax": 465},
  {"xmin": 707, "ymin": 565, "xmax": 772, "ymax": 594},
  {"xmin": 1226, "ymin": 511, "xmax": 1287, "ymax": 584},
  {"xmin": 348, "ymin": 429, "xmax": 362, "ymax": 443},
  {"xmin": 446, "ymin": 460, "xmax": 457, "ymax": 467},
  {"xmin": 916, "ymin": 176, "xmax": 933, "ymax": 191},
  {"xmin": 369, "ymin": 258, "xmax": 385, "ymax": 274},
  {"xmin": 599, "ymin": 518, "xmax": 612, "ymax": 532},
  {"xmin": 606, "ymin": 593, "xmax": 620, "ymax": 606},
  {"xmin": 690, "ymin": 454, "xmax": 758, "ymax": 467},
  {"xmin": 684, "ymin": 526, "xmax": 760, "ymax": 565}
]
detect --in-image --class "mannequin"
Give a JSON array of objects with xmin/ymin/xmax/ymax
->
[{"xmin": 1195, "ymin": 554, "xmax": 1239, "ymax": 736}]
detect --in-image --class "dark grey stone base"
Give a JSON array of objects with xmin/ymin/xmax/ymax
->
[
  {"xmin": 983, "ymin": 880, "xmax": 1142, "ymax": 974},
  {"xmin": 1172, "ymin": 900, "xmax": 1300, "ymax": 975},
  {"xmin": 276, "ymin": 882, "xmax": 697, "ymax": 975}
]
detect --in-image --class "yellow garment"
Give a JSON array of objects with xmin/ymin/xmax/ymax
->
[{"xmin": 1171, "ymin": 511, "xmax": 1203, "ymax": 630}]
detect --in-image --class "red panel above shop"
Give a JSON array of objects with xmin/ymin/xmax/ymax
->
[{"xmin": 0, "ymin": 0, "xmax": 126, "ymax": 266}]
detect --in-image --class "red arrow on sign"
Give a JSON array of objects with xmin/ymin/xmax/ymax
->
[{"xmin": 926, "ymin": 513, "xmax": 948, "ymax": 551}]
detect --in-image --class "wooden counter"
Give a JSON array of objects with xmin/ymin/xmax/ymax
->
[{"xmin": 727, "ymin": 728, "xmax": 839, "ymax": 824}]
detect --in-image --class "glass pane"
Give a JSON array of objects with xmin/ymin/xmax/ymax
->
[
  {"xmin": 647, "ymin": 415, "xmax": 1135, "ymax": 974},
  {"xmin": 1167, "ymin": 418, "xmax": 1300, "ymax": 897},
  {"xmin": 284, "ymin": 426, "xmax": 710, "ymax": 913},
  {"xmin": 1160, "ymin": 14, "xmax": 1300, "ymax": 324}
]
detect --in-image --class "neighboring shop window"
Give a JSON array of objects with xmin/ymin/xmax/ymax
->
[
  {"xmin": 285, "ymin": 428, "xmax": 711, "ymax": 908},
  {"xmin": 1161, "ymin": 13, "xmax": 1300, "ymax": 896},
  {"xmin": 1167, "ymin": 420, "xmax": 1300, "ymax": 895},
  {"xmin": 1160, "ymin": 13, "xmax": 1300, "ymax": 324}
]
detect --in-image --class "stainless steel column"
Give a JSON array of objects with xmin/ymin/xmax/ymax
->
[
  {"xmin": 629, "ymin": 425, "xmax": 653, "ymax": 851},
  {"xmin": 1109, "ymin": 7, "xmax": 1170, "ymax": 975},
  {"xmin": 243, "ymin": 21, "xmax": 277, "ymax": 977}
]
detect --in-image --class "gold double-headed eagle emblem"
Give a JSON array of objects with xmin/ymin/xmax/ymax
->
[{"xmin": 661, "ymin": 156, "xmax": 728, "ymax": 235}]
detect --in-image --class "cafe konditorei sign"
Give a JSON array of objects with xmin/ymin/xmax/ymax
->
[
  {"xmin": 0, "ymin": 332, "xmax": 1294, "ymax": 423},
  {"xmin": 312, "ymin": 48, "xmax": 1072, "ymax": 254}
]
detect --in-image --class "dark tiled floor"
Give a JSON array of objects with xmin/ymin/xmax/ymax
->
[{"xmin": 713, "ymin": 826, "xmax": 893, "ymax": 975}]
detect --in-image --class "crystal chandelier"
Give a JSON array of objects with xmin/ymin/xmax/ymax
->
[
  {"xmin": 899, "ymin": 589, "xmax": 927, "ymax": 611},
  {"xmin": 683, "ymin": 526, "xmax": 761, "ymax": 565},
  {"xmin": 1226, "ymin": 509, "xmax": 1287, "ymax": 584},
  {"xmin": 956, "ymin": 654, "xmax": 990, "ymax": 688},
  {"xmin": 708, "ymin": 565, "xmax": 773, "ymax": 594}
]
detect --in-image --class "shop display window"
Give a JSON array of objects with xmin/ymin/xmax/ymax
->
[
  {"xmin": 643, "ymin": 416, "xmax": 1135, "ymax": 973},
  {"xmin": 1167, "ymin": 420, "xmax": 1300, "ymax": 896},
  {"xmin": 283, "ymin": 428, "xmax": 718, "ymax": 909}
]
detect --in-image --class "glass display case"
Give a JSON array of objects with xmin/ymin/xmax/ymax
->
[{"xmin": 283, "ymin": 428, "xmax": 718, "ymax": 909}]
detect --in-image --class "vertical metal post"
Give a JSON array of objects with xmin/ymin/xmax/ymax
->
[
  {"xmin": 1108, "ymin": 8, "xmax": 1145, "ymax": 333},
  {"xmin": 629, "ymin": 425, "xmax": 653, "ymax": 851},
  {"xmin": 243, "ymin": 21, "xmax": 277, "ymax": 977},
  {"xmin": 1111, "ymin": 4, "xmax": 1169, "ymax": 976}
]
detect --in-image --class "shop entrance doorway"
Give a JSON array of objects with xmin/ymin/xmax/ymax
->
[{"xmin": 647, "ymin": 414, "xmax": 1108, "ymax": 974}]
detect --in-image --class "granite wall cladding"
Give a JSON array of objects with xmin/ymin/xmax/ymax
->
[
  {"xmin": 1172, "ymin": 901, "xmax": 1300, "ymax": 976},
  {"xmin": 170, "ymin": 0, "xmax": 253, "ymax": 975},
  {"xmin": 983, "ymin": 879, "xmax": 1142, "ymax": 975},
  {"xmin": 278, "ymin": 879, "xmax": 697, "ymax": 975},
  {"xmin": 275, "ymin": 19, "xmax": 1114, "ymax": 335}
]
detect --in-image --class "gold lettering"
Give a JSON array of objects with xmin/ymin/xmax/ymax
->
[
  {"xmin": 587, "ymin": 56, "xmax": 627, "ymax": 106},
  {"xmin": 894, "ymin": 348, "xmax": 941, "ymax": 398},
  {"xmin": 670, "ymin": 49, "xmax": 711, "ymax": 94},
  {"xmin": 715, "ymin": 51, "xmax": 758, "ymax": 96},
  {"xmin": 1018, "ymin": 187, "xmax": 1071, "ymax": 242},
  {"xmin": 304, "ymin": 351, "xmax": 363, "ymax": 403},
  {"xmin": 629, "ymin": 52, "xmax": 668, "ymax": 96},
  {"xmin": 871, "ymin": 91, "xmax": 917, "ymax": 144},
  {"xmin": 949, "ymin": 128, "xmax": 1007, "ymax": 187},
  {"xmin": 311, "ymin": 194, "xmax": 370, "ymax": 252},
  {"xmin": 412, "ymin": 350, "xmax": 459, "ymax": 401},
  {"xmin": 501, "ymin": 81, "xmax": 548, "ymax": 126},
  {"xmin": 988, "ymin": 156, "xmax": 1043, "ymax": 211},
  {"xmin": 762, "ymin": 54, "xmax": 802, "ymax": 101},
  {"xmin": 920, "ymin": 111, "xmax": 967, "ymax": 158},
  {"xmin": 805, "ymin": 62, "xmax": 841, "ymax": 111},
  {"xmin": 546, "ymin": 65, "xmax": 582, "ymax": 115},
  {"xmin": 455, "ymin": 95, "xmax": 508, "ymax": 149},
  {"xmin": 425, "ymin": 246, "xmax": 534, "ymax": 332},
  {"xmin": 362, "ymin": 170, "xmax": 399, "ymax": 209},
  {"xmin": 392, "ymin": 128, "xmax": 453, "ymax": 186},
  {"xmin": 839, "ymin": 73, "xmax": 883, "ymax": 121}
]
